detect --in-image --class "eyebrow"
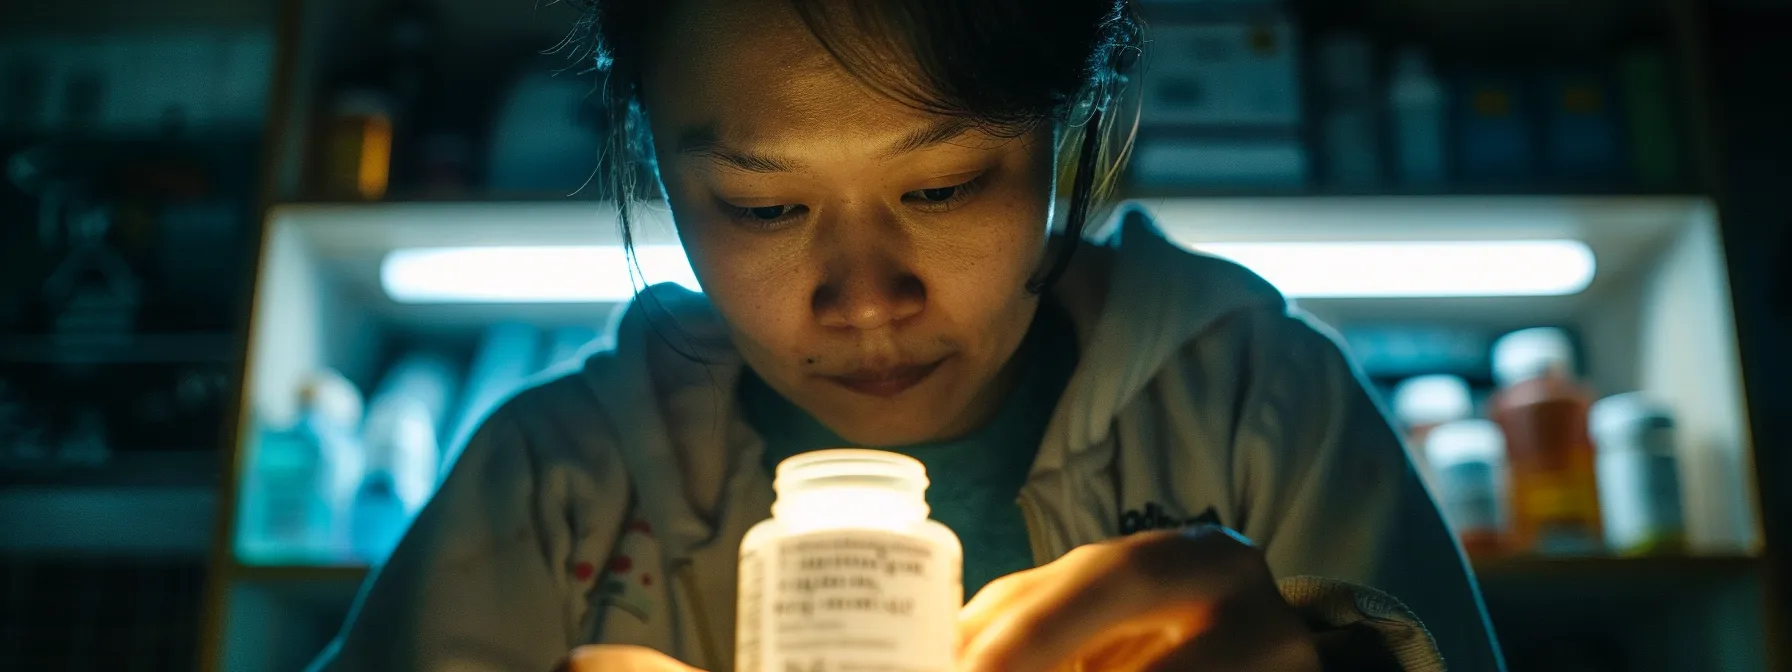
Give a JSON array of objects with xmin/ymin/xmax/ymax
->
[{"xmin": 675, "ymin": 118, "xmax": 978, "ymax": 174}]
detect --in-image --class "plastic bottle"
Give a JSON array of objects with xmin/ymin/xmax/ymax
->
[
  {"xmin": 1489, "ymin": 328, "xmax": 1603, "ymax": 555},
  {"xmin": 348, "ymin": 351, "xmax": 457, "ymax": 562},
  {"xmin": 368, "ymin": 350, "xmax": 460, "ymax": 448},
  {"xmin": 1391, "ymin": 374, "xmax": 1473, "ymax": 480},
  {"xmin": 1389, "ymin": 48, "xmax": 1447, "ymax": 186},
  {"xmin": 353, "ymin": 395, "xmax": 438, "ymax": 563},
  {"xmin": 1425, "ymin": 419, "xmax": 1508, "ymax": 558},
  {"xmin": 238, "ymin": 369, "xmax": 365, "ymax": 563},
  {"xmin": 738, "ymin": 449, "xmax": 963, "ymax": 672},
  {"xmin": 1590, "ymin": 392, "xmax": 1685, "ymax": 555},
  {"xmin": 442, "ymin": 322, "xmax": 542, "ymax": 477}
]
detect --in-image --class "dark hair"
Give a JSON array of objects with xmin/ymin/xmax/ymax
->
[{"xmin": 563, "ymin": 0, "xmax": 1142, "ymax": 295}]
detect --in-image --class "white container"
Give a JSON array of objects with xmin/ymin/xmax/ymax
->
[
  {"xmin": 1591, "ymin": 393, "xmax": 1686, "ymax": 555},
  {"xmin": 1425, "ymin": 420, "xmax": 1508, "ymax": 546},
  {"xmin": 1392, "ymin": 374, "xmax": 1473, "ymax": 479},
  {"xmin": 738, "ymin": 449, "xmax": 963, "ymax": 672},
  {"xmin": 1389, "ymin": 48, "xmax": 1447, "ymax": 186}
]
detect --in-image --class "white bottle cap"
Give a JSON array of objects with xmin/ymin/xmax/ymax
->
[
  {"xmin": 773, "ymin": 449, "xmax": 930, "ymax": 532},
  {"xmin": 1392, "ymin": 374, "xmax": 1473, "ymax": 426},
  {"xmin": 1492, "ymin": 327, "xmax": 1576, "ymax": 387},
  {"xmin": 1590, "ymin": 392, "xmax": 1675, "ymax": 454},
  {"xmin": 300, "ymin": 369, "xmax": 365, "ymax": 431},
  {"xmin": 1425, "ymin": 419, "xmax": 1506, "ymax": 467}
]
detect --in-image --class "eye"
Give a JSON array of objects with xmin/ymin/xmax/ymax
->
[
  {"xmin": 903, "ymin": 175, "xmax": 987, "ymax": 212},
  {"xmin": 748, "ymin": 205, "xmax": 790, "ymax": 220},
  {"xmin": 720, "ymin": 201, "xmax": 807, "ymax": 229}
]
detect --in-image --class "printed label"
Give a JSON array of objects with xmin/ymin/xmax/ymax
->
[
  {"xmin": 739, "ymin": 529, "xmax": 956, "ymax": 672},
  {"xmin": 1438, "ymin": 461, "xmax": 1501, "ymax": 533}
]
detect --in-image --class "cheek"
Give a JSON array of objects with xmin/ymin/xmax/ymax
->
[{"xmin": 672, "ymin": 213, "xmax": 816, "ymax": 361}]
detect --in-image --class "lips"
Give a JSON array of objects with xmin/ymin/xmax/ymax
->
[{"xmin": 824, "ymin": 359, "xmax": 946, "ymax": 398}]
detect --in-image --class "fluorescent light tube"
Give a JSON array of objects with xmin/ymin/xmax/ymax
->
[
  {"xmin": 380, "ymin": 239, "xmax": 1593, "ymax": 303},
  {"xmin": 1187, "ymin": 240, "xmax": 1596, "ymax": 298},
  {"xmin": 380, "ymin": 245, "xmax": 700, "ymax": 303}
]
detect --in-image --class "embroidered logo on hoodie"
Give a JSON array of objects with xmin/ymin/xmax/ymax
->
[
  {"xmin": 596, "ymin": 518, "xmax": 659, "ymax": 623},
  {"xmin": 1119, "ymin": 502, "xmax": 1221, "ymax": 535}
]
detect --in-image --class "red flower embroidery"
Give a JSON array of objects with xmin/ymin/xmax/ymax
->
[
  {"xmin": 608, "ymin": 554, "xmax": 634, "ymax": 574},
  {"xmin": 573, "ymin": 562, "xmax": 595, "ymax": 582}
]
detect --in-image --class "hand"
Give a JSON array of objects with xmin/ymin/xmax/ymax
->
[
  {"xmin": 565, "ymin": 645, "xmax": 703, "ymax": 672},
  {"xmin": 956, "ymin": 526, "xmax": 1320, "ymax": 672}
]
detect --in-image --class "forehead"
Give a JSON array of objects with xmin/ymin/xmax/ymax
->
[{"xmin": 642, "ymin": 0, "xmax": 938, "ymax": 151}]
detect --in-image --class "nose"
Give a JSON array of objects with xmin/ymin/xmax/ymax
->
[{"xmin": 811, "ymin": 211, "xmax": 926, "ymax": 331}]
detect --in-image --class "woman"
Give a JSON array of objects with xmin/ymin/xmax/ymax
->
[{"xmin": 315, "ymin": 0, "xmax": 1503, "ymax": 670}]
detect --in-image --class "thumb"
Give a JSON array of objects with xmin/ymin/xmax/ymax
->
[{"xmin": 566, "ymin": 645, "xmax": 703, "ymax": 672}]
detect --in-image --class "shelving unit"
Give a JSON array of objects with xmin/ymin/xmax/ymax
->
[
  {"xmin": 200, "ymin": 194, "xmax": 1768, "ymax": 670},
  {"xmin": 186, "ymin": 0, "xmax": 1790, "ymax": 669}
]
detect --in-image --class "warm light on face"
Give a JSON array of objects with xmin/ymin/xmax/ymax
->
[
  {"xmin": 1187, "ymin": 239, "xmax": 1597, "ymax": 298},
  {"xmin": 379, "ymin": 245, "xmax": 701, "ymax": 303}
]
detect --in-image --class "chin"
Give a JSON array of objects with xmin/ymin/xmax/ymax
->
[
  {"xmin": 826, "ymin": 418, "xmax": 947, "ymax": 448},
  {"xmin": 814, "ymin": 402, "xmax": 955, "ymax": 448}
]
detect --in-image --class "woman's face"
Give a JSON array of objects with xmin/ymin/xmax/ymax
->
[{"xmin": 642, "ymin": 0, "xmax": 1057, "ymax": 446}]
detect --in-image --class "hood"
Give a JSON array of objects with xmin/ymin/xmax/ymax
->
[{"xmin": 580, "ymin": 203, "xmax": 1285, "ymax": 558}]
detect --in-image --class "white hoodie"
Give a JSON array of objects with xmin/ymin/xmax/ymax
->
[{"xmin": 313, "ymin": 206, "xmax": 1504, "ymax": 672}]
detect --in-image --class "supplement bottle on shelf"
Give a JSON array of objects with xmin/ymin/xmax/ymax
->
[
  {"xmin": 1489, "ymin": 328, "xmax": 1603, "ymax": 555},
  {"xmin": 738, "ymin": 449, "xmax": 963, "ymax": 672},
  {"xmin": 1425, "ymin": 419, "xmax": 1509, "ymax": 558},
  {"xmin": 1392, "ymin": 373, "xmax": 1474, "ymax": 484},
  {"xmin": 238, "ymin": 369, "xmax": 365, "ymax": 564},
  {"xmin": 1590, "ymin": 392, "xmax": 1686, "ymax": 555}
]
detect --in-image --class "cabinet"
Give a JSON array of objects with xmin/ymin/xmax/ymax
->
[{"xmin": 196, "ymin": 0, "xmax": 1785, "ymax": 670}]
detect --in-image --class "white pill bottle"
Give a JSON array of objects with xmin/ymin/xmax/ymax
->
[{"xmin": 737, "ymin": 449, "xmax": 963, "ymax": 672}]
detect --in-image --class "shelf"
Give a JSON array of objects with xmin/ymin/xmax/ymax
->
[
  {"xmin": 0, "ymin": 450, "xmax": 220, "ymax": 487},
  {"xmin": 1473, "ymin": 554, "xmax": 1762, "ymax": 579},
  {"xmin": 0, "ymin": 332, "xmax": 241, "ymax": 365},
  {"xmin": 0, "ymin": 484, "xmax": 214, "ymax": 556}
]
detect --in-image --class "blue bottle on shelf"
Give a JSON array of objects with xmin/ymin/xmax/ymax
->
[
  {"xmin": 354, "ymin": 393, "xmax": 441, "ymax": 563},
  {"xmin": 238, "ymin": 369, "xmax": 365, "ymax": 564},
  {"xmin": 238, "ymin": 417, "xmax": 324, "ymax": 564},
  {"xmin": 442, "ymin": 322, "xmax": 543, "ymax": 477}
]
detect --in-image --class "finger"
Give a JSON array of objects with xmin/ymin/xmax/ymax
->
[
  {"xmin": 956, "ymin": 563, "xmax": 1050, "ymax": 650},
  {"xmin": 1063, "ymin": 603, "xmax": 1217, "ymax": 671},
  {"xmin": 958, "ymin": 541, "xmax": 1186, "ymax": 672},
  {"xmin": 959, "ymin": 530, "xmax": 1261, "ymax": 672},
  {"xmin": 566, "ymin": 645, "xmax": 701, "ymax": 672},
  {"xmin": 1140, "ymin": 607, "xmax": 1321, "ymax": 672}
]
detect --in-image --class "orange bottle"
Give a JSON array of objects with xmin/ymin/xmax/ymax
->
[{"xmin": 1488, "ymin": 328, "xmax": 1603, "ymax": 555}]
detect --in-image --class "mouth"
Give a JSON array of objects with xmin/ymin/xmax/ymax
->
[{"xmin": 823, "ymin": 358, "xmax": 947, "ymax": 398}]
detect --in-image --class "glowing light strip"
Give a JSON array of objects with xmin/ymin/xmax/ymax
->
[
  {"xmin": 1187, "ymin": 240, "xmax": 1595, "ymax": 298},
  {"xmin": 379, "ymin": 239, "xmax": 1594, "ymax": 303},
  {"xmin": 380, "ymin": 245, "xmax": 699, "ymax": 303}
]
